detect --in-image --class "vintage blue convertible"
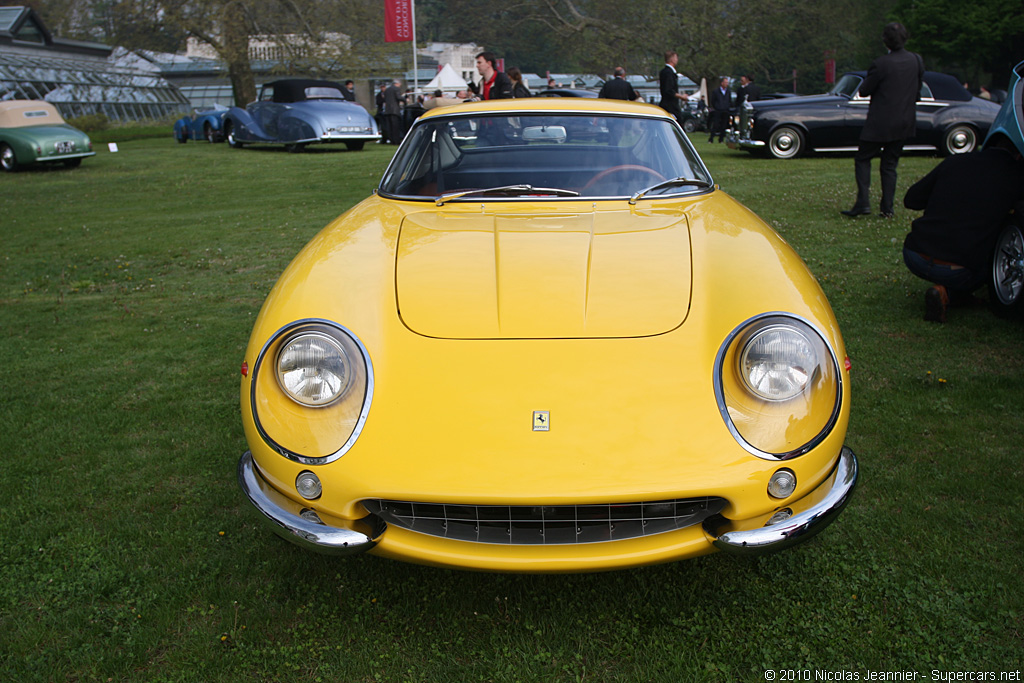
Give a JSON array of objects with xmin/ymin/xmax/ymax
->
[
  {"xmin": 173, "ymin": 105, "xmax": 228, "ymax": 143},
  {"xmin": 728, "ymin": 71, "xmax": 1001, "ymax": 159},
  {"xmin": 986, "ymin": 60, "xmax": 1024, "ymax": 319},
  {"xmin": 223, "ymin": 79, "xmax": 380, "ymax": 152}
]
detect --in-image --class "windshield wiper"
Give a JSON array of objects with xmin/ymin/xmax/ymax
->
[
  {"xmin": 629, "ymin": 177, "xmax": 713, "ymax": 204},
  {"xmin": 435, "ymin": 184, "xmax": 580, "ymax": 206}
]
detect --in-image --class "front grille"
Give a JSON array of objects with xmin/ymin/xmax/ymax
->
[{"xmin": 362, "ymin": 497, "xmax": 726, "ymax": 545}]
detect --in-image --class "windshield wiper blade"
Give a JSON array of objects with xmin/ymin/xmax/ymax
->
[
  {"xmin": 436, "ymin": 185, "xmax": 579, "ymax": 206},
  {"xmin": 629, "ymin": 177, "xmax": 713, "ymax": 204}
]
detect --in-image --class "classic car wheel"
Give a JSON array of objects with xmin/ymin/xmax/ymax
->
[
  {"xmin": 205, "ymin": 124, "xmax": 216, "ymax": 143},
  {"xmin": 581, "ymin": 164, "xmax": 666, "ymax": 193},
  {"xmin": 682, "ymin": 119, "xmax": 696, "ymax": 133},
  {"xmin": 345, "ymin": 141, "xmax": 365, "ymax": 151},
  {"xmin": 0, "ymin": 144, "xmax": 19, "ymax": 172},
  {"xmin": 767, "ymin": 126, "xmax": 804, "ymax": 159},
  {"xmin": 990, "ymin": 219, "xmax": 1024, "ymax": 319},
  {"xmin": 225, "ymin": 122, "xmax": 244, "ymax": 149},
  {"xmin": 941, "ymin": 125, "xmax": 977, "ymax": 156},
  {"xmin": 176, "ymin": 132, "xmax": 188, "ymax": 144}
]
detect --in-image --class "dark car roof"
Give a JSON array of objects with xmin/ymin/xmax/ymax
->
[
  {"xmin": 846, "ymin": 70, "xmax": 972, "ymax": 102},
  {"xmin": 536, "ymin": 89, "xmax": 598, "ymax": 98},
  {"xmin": 263, "ymin": 79, "xmax": 347, "ymax": 104}
]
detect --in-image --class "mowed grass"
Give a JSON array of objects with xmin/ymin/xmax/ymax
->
[{"xmin": 0, "ymin": 134, "xmax": 1021, "ymax": 682}]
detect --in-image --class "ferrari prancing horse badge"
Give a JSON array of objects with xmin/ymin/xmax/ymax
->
[{"xmin": 532, "ymin": 411, "xmax": 550, "ymax": 432}]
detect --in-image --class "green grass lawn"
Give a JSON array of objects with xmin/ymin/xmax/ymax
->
[{"xmin": 1, "ymin": 135, "xmax": 1021, "ymax": 682}]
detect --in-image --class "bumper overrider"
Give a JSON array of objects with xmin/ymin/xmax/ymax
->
[
  {"xmin": 725, "ymin": 130, "xmax": 764, "ymax": 151},
  {"xmin": 238, "ymin": 447, "xmax": 858, "ymax": 560},
  {"xmin": 238, "ymin": 451, "xmax": 383, "ymax": 555}
]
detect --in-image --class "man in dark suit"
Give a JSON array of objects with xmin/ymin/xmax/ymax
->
[
  {"xmin": 342, "ymin": 79, "xmax": 356, "ymax": 102},
  {"xmin": 736, "ymin": 75, "xmax": 761, "ymax": 107},
  {"xmin": 374, "ymin": 83, "xmax": 389, "ymax": 143},
  {"xmin": 599, "ymin": 67, "xmax": 640, "ymax": 101},
  {"xmin": 708, "ymin": 77, "xmax": 731, "ymax": 142},
  {"xmin": 383, "ymin": 79, "xmax": 404, "ymax": 145},
  {"xmin": 842, "ymin": 22, "xmax": 923, "ymax": 218},
  {"xmin": 658, "ymin": 51, "xmax": 688, "ymax": 125}
]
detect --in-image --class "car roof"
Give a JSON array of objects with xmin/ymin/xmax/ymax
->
[
  {"xmin": 536, "ymin": 88, "xmax": 598, "ymax": 98},
  {"xmin": 846, "ymin": 70, "xmax": 972, "ymax": 101},
  {"xmin": 262, "ymin": 79, "xmax": 347, "ymax": 103},
  {"xmin": 0, "ymin": 99, "xmax": 64, "ymax": 127},
  {"xmin": 417, "ymin": 97, "xmax": 670, "ymax": 120}
]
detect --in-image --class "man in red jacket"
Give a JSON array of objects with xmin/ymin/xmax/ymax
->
[{"xmin": 474, "ymin": 52, "xmax": 512, "ymax": 100}]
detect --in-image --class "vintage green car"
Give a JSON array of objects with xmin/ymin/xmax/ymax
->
[{"xmin": 0, "ymin": 100, "xmax": 94, "ymax": 172}]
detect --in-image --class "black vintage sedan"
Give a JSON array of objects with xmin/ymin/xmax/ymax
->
[{"xmin": 727, "ymin": 71, "xmax": 1001, "ymax": 159}]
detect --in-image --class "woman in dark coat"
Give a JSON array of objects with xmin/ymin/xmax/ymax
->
[{"xmin": 508, "ymin": 67, "xmax": 531, "ymax": 98}]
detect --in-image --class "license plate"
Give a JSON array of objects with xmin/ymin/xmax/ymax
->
[{"xmin": 55, "ymin": 141, "xmax": 75, "ymax": 154}]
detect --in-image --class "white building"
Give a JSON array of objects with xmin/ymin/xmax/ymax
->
[
  {"xmin": 417, "ymin": 42, "xmax": 480, "ymax": 86},
  {"xmin": 186, "ymin": 33, "xmax": 351, "ymax": 63}
]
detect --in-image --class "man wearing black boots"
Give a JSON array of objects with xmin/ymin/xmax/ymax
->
[{"xmin": 842, "ymin": 22, "xmax": 923, "ymax": 219}]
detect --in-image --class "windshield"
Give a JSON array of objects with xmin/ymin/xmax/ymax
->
[
  {"xmin": 831, "ymin": 74, "xmax": 863, "ymax": 98},
  {"xmin": 379, "ymin": 112, "xmax": 711, "ymax": 200}
]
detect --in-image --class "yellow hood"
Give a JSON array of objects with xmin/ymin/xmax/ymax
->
[{"xmin": 395, "ymin": 209, "xmax": 692, "ymax": 339}]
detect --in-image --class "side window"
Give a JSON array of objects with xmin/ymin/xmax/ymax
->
[
  {"xmin": 260, "ymin": 87, "xmax": 274, "ymax": 102},
  {"xmin": 919, "ymin": 82, "xmax": 933, "ymax": 100}
]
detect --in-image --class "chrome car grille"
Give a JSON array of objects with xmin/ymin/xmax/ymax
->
[{"xmin": 362, "ymin": 497, "xmax": 726, "ymax": 545}]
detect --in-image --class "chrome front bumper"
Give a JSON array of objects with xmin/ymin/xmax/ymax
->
[
  {"xmin": 237, "ymin": 451, "xmax": 381, "ymax": 555},
  {"xmin": 725, "ymin": 132, "xmax": 765, "ymax": 150},
  {"xmin": 239, "ymin": 446, "xmax": 856, "ymax": 560},
  {"xmin": 703, "ymin": 447, "xmax": 858, "ymax": 555}
]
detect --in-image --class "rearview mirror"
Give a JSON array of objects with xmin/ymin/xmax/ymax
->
[{"xmin": 522, "ymin": 125, "xmax": 567, "ymax": 143}]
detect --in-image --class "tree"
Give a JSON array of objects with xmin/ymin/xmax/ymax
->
[{"xmin": 895, "ymin": 0, "xmax": 1024, "ymax": 88}]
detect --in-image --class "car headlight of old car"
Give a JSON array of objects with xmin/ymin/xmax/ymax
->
[
  {"xmin": 251, "ymin": 321, "xmax": 372, "ymax": 463},
  {"xmin": 277, "ymin": 331, "xmax": 354, "ymax": 406},
  {"xmin": 715, "ymin": 314, "xmax": 841, "ymax": 459}
]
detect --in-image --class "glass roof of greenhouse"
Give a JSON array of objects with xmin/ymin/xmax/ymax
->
[{"xmin": 0, "ymin": 6, "xmax": 189, "ymax": 121}]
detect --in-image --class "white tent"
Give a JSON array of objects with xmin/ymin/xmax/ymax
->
[{"xmin": 424, "ymin": 63, "xmax": 469, "ymax": 92}]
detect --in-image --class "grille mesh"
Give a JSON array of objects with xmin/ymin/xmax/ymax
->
[{"xmin": 362, "ymin": 497, "xmax": 726, "ymax": 545}]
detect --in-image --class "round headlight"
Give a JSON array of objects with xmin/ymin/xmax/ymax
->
[
  {"xmin": 277, "ymin": 332, "xmax": 354, "ymax": 406},
  {"xmin": 715, "ymin": 314, "xmax": 842, "ymax": 459},
  {"xmin": 739, "ymin": 324, "xmax": 818, "ymax": 401}
]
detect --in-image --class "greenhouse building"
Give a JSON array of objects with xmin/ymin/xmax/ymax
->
[{"xmin": 0, "ymin": 6, "xmax": 188, "ymax": 121}]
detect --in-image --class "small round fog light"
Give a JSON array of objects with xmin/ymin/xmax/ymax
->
[
  {"xmin": 768, "ymin": 469, "xmax": 797, "ymax": 499},
  {"xmin": 766, "ymin": 508, "xmax": 793, "ymax": 526},
  {"xmin": 295, "ymin": 471, "xmax": 322, "ymax": 500}
]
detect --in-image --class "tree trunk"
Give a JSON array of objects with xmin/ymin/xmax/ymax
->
[{"xmin": 222, "ymin": 0, "xmax": 256, "ymax": 106}]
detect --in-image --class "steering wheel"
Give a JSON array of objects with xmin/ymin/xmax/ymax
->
[{"xmin": 582, "ymin": 165, "xmax": 666, "ymax": 193}]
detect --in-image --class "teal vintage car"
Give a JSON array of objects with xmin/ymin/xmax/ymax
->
[{"xmin": 0, "ymin": 100, "xmax": 94, "ymax": 172}]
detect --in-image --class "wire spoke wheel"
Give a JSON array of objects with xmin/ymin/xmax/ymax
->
[{"xmin": 990, "ymin": 222, "xmax": 1024, "ymax": 317}]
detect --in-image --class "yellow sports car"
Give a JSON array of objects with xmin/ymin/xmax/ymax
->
[{"xmin": 238, "ymin": 98, "xmax": 858, "ymax": 572}]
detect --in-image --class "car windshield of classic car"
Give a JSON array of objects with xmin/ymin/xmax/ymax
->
[
  {"xmin": 379, "ymin": 112, "xmax": 712, "ymax": 200},
  {"xmin": 831, "ymin": 74, "xmax": 861, "ymax": 98}
]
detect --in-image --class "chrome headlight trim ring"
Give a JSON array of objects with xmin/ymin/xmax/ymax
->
[
  {"xmin": 250, "ymin": 319, "xmax": 375, "ymax": 466},
  {"xmin": 713, "ymin": 312, "xmax": 843, "ymax": 461}
]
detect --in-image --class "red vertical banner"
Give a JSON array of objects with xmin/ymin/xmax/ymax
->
[
  {"xmin": 824, "ymin": 50, "xmax": 836, "ymax": 84},
  {"xmin": 385, "ymin": 0, "xmax": 412, "ymax": 42}
]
